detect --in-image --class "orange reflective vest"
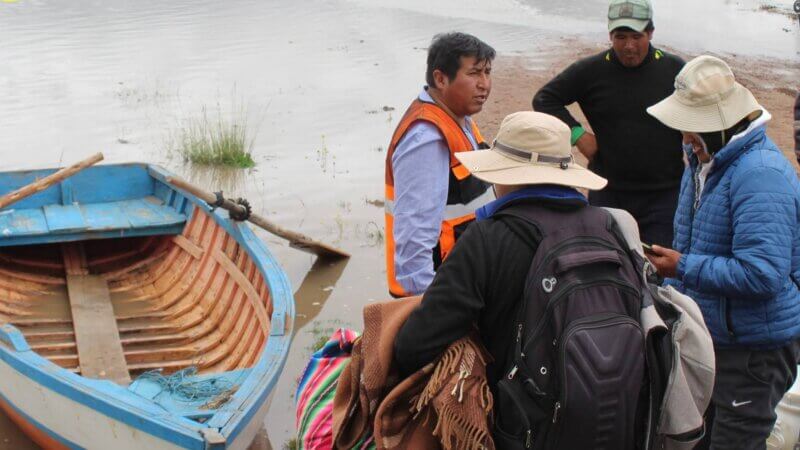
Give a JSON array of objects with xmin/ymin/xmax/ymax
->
[{"xmin": 385, "ymin": 97, "xmax": 490, "ymax": 297}]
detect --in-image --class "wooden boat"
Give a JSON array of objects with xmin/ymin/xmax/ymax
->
[{"xmin": 0, "ymin": 163, "xmax": 295, "ymax": 449}]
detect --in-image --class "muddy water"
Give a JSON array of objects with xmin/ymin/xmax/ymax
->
[{"xmin": 0, "ymin": 0, "xmax": 797, "ymax": 448}]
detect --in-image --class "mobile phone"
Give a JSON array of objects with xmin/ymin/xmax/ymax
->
[{"xmin": 642, "ymin": 243, "xmax": 656, "ymax": 255}]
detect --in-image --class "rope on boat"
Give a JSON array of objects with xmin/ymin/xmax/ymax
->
[
  {"xmin": 136, "ymin": 366, "xmax": 235, "ymax": 403},
  {"xmin": 205, "ymin": 190, "xmax": 252, "ymax": 221},
  {"xmin": 229, "ymin": 198, "xmax": 252, "ymax": 221},
  {"xmin": 209, "ymin": 191, "xmax": 226, "ymax": 211}
]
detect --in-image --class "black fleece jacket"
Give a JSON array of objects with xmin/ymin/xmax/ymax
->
[
  {"xmin": 533, "ymin": 46, "xmax": 685, "ymax": 191},
  {"xmin": 394, "ymin": 198, "xmax": 584, "ymax": 388}
]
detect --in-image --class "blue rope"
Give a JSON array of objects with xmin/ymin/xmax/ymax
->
[{"xmin": 137, "ymin": 366, "xmax": 234, "ymax": 402}]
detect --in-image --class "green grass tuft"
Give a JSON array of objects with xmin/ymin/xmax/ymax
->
[{"xmin": 176, "ymin": 107, "xmax": 256, "ymax": 169}]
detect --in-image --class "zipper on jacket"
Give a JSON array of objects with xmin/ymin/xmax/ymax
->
[{"xmin": 723, "ymin": 298, "xmax": 735, "ymax": 338}]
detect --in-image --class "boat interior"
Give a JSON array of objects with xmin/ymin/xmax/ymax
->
[{"xmin": 0, "ymin": 166, "xmax": 277, "ymax": 416}]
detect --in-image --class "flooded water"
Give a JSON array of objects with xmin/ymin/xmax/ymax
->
[{"xmin": 0, "ymin": 0, "xmax": 797, "ymax": 448}]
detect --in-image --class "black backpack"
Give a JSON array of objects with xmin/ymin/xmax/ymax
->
[{"xmin": 493, "ymin": 202, "xmax": 648, "ymax": 450}]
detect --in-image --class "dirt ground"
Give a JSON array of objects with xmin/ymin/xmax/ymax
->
[{"xmin": 479, "ymin": 39, "xmax": 800, "ymax": 170}]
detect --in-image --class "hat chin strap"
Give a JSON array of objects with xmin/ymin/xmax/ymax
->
[{"xmin": 493, "ymin": 140, "xmax": 573, "ymax": 169}]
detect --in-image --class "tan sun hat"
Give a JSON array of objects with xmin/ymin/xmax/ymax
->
[
  {"xmin": 647, "ymin": 55, "xmax": 761, "ymax": 132},
  {"xmin": 454, "ymin": 111, "xmax": 607, "ymax": 190}
]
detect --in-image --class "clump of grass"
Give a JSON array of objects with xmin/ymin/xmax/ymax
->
[
  {"xmin": 177, "ymin": 106, "xmax": 256, "ymax": 169},
  {"xmin": 310, "ymin": 333, "xmax": 331, "ymax": 353},
  {"xmin": 283, "ymin": 438, "xmax": 299, "ymax": 450},
  {"xmin": 306, "ymin": 321, "xmax": 336, "ymax": 353}
]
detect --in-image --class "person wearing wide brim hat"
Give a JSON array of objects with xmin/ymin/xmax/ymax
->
[
  {"xmin": 453, "ymin": 111, "xmax": 607, "ymax": 192},
  {"xmin": 397, "ymin": 111, "xmax": 660, "ymax": 447},
  {"xmin": 646, "ymin": 55, "xmax": 800, "ymax": 450}
]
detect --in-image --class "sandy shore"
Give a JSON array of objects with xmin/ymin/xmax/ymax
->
[{"xmin": 479, "ymin": 39, "xmax": 800, "ymax": 170}]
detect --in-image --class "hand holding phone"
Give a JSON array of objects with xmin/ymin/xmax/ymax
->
[{"xmin": 643, "ymin": 244, "xmax": 682, "ymax": 278}]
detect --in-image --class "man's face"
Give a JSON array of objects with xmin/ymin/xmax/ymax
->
[
  {"xmin": 434, "ymin": 56, "xmax": 492, "ymax": 118},
  {"xmin": 610, "ymin": 29, "xmax": 653, "ymax": 67}
]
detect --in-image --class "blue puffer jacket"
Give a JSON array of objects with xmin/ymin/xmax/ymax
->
[{"xmin": 668, "ymin": 118, "xmax": 800, "ymax": 349}]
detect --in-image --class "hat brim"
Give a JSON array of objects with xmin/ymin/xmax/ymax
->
[
  {"xmin": 608, "ymin": 17, "xmax": 649, "ymax": 32},
  {"xmin": 455, "ymin": 149, "xmax": 608, "ymax": 191},
  {"xmin": 647, "ymin": 82, "xmax": 762, "ymax": 132}
]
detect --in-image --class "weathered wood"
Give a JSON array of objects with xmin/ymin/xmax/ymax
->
[
  {"xmin": 0, "ymin": 153, "xmax": 103, "ymax": 210},
  {"xmin": 61, "ymin": 243, "xmax": 89, "ymax": 276},
  {"xmin": 172, "ymin": 235, "xmax": 204, "ymax": 259},
  {"xmin": 212, "ymin": 249, "xmax": 269, "ymax": 334},
  {"xmin": 165, "ymin": 175, "xmax": 350, "ymax": 259},
  {"xmin": 0, "ymin": 266, "xmax": 65, "ymax": 286},
  {"xmin": 2, "ymin": 198, "xmax": 276, "ymax": 376},
  {"xmin": 66, "ymin": 274, "xmax": 131, "ymax": 384}
]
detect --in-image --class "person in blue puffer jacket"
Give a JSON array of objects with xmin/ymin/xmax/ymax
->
[{"xmin": 646, "ymin": 55, "xmax": 800, "ymax": 450}]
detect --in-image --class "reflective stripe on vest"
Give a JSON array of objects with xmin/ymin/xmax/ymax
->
[
  {"xmin": 384, "ymin": 188, "xmax": 492, "ymax": 220},
  {"xmin": 384, "ymin": 97, "xmax": 490, "ymax": 297}
]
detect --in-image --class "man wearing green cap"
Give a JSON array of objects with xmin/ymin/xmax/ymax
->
[{"xmin": 533, "ymin": 0, "xmax": 685, "ymax": 249}]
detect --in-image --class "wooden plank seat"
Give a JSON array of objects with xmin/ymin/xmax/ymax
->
[
  {"xmin": 66, "ymin": 274, "xmax": 131, "ymax": 385},
  {"xmin": 0, "ymin": 197, "xmax": 186, "ymax": 247}
]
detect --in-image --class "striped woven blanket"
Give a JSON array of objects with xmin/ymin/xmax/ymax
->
[{"xmin": 295, "ymin": 328, "xmax": 374, "ymax": 449}]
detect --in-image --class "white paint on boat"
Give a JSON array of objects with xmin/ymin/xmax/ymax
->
[{"xmin": 0, "ymin": 357, "xmax": 186, "ymax": 450}]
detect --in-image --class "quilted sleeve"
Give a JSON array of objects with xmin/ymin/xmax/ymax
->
[
  {"xmin": 794, "ymin": 93, "xmax": 799, "ymax": 163},
  {"xmin": 678, "ymin": 165, "xmax": 797, "ymax": 300}
]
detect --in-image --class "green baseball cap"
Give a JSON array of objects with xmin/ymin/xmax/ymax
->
[{"xmin": 608, "ymin": 0, "xmax": 653, "ymax": 32}]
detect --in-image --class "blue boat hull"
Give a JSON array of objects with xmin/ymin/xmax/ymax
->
[{"xmin": 0, "ymin": 164, "xmax": 295, "ymax": 449}]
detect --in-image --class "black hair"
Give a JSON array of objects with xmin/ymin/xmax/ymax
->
[{"xmin": 425, "ymin": 32, "xmax": 495, "ymax": 88}]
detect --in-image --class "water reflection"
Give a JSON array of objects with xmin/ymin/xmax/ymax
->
[
  {"xmin": 293, "ymin": 258, "xmax": 350, "ymax": 333},
  {"xmin": 0, "ymin": 0, "xmax": 796, "ymax": 447}
]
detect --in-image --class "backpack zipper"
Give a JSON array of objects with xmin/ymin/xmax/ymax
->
[
  {"xmin": 522, "ymin": 278, "xmax": 639, "ymax": 350},
  {"xmin": 516, "ymin": 236, "xmax": 627, "ymax": 357},
  {"xmin": 528, "ymin": 237, "xmax": 620, "ymax": 291},
  {"xmin": 497, "ymin": 380, "xmax": 535, "ymax": 448}
]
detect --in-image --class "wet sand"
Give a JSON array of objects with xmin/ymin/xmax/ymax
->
[
  {"xmin": 0, "ymin": 1, "xmax": 798, "ymax": 448},
  {"xmin": 481, "ymin": 42, "xmax": 800, "ymax": 169}
]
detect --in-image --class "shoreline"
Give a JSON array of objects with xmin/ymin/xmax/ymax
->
[{"xmin": 479, "ymin": 39, "xmax": 799, "ymax": 169}]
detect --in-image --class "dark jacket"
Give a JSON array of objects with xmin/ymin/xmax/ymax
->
[
  {"xmin": 533, "ymin": 46, "xmax": 684, "ymax": 191},
  {"xmin": 667, "ymin": 118, "xmax": 800, "ymax": 348},
  {"xmin": 394, "ymin": 187, "xmax": 586, "ymax": 387}
]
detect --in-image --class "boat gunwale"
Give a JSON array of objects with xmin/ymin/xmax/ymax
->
[{"xmin": 0, "ymin": 163, "xmax": 296, "ymax": 448}]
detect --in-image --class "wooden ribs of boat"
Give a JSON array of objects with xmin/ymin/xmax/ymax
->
[{"xmin": 0, "ymin": 206, "xmax": 276, "ymax": 380}]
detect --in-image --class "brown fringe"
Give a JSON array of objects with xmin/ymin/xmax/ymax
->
[
  {"xmin": 434, "ymin": 401, "xmax": 493, "ymax": 450},
  {"xmin": 412, "ymin": 339, "xmax": 466, "ymax": 411},
  {"xmin": 409, "ymin": 337, "xmax": 496, "ymax": 450}
]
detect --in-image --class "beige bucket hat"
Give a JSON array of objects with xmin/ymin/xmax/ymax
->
[
  {"xmin": 454, "ymin": 112, "xmax": 607, "ymax": 190},
  {"xmin": 647, "ymin": 55, "xmax": 761, "ymax": 132}
]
